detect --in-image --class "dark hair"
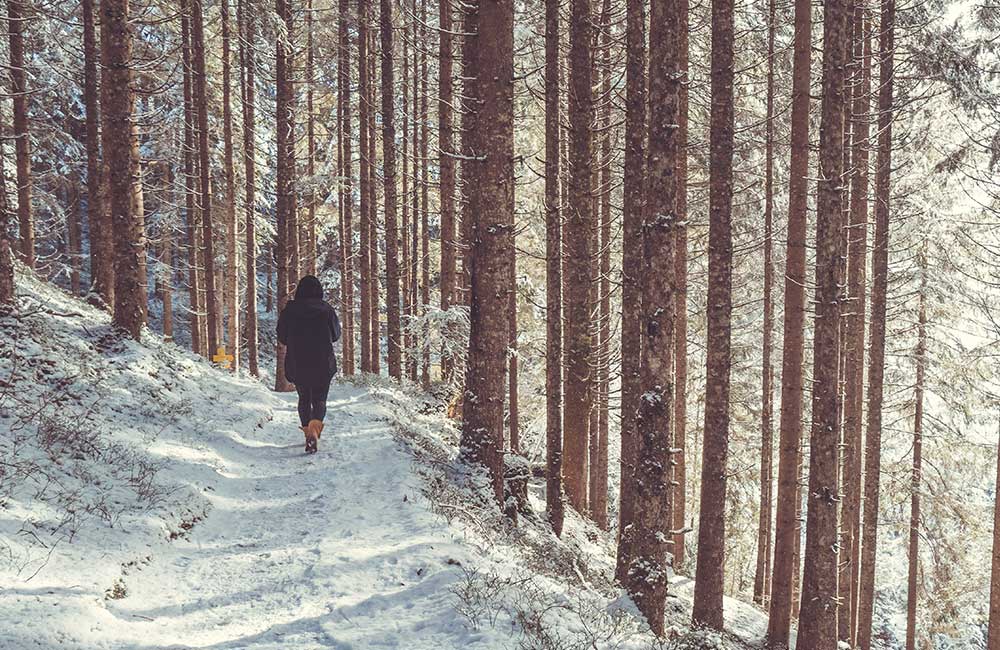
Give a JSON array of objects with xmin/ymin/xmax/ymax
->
[{"xmin": 294, "ymin": 275, "xmax": 324, "ymax": 300}]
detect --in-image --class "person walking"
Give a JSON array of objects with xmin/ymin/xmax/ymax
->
[{"xmin": 277, "ymin": 275, "xmax": 342, "ymax": 453}]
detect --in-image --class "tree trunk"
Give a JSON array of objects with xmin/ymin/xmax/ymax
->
[
  {"xmin": 83, "ymin": 0, "xmax": 112, "ymax": 304},
  {"xmin": 543, "ymin": 0, "xmax": 564, "ymax": 537},
  {"xmin": 402, "ymin": 12, "xmax": 412, "ymax": 378},
  {"xmin": 266, "ymin": 245, "xmax": 273, "ymax": 312},
  {"xmin": 692, "ymin": 0, "xmax": 735, "ymax": 630},
  {"xmin": 130, "ymin": 120, "xmax": 146, "ymax": 305},
  {"xmin": 368, "ymin": 28, "xmax": 380, "ymax": 375},
  {"xmin": 410, "ymin": 39, "xmax": 420, "ymax": 384},
  {"xmin": 458, "ymin": 0, "xmax": 514, "ymax": 508},
  {"xmin": 856, "ymin": 0, "xmax": 894, "ymax": 644},
  {"xmin": 7, "ymin": 0, "xmax": 34, "ymax": 268},
  {"xmin": 274, "ymin": 0, "xmax": 296, "ymax": 391},
  {"xmin": 0, "ymin": 141, "xmax": 15, "ymax": 305},
  {"xmin": 840, "ymin": 7, "xmax": 871, "ymax": 643},
  {"xmin": 563, "ymin": 0, "xmax": 595, "ymax": 514},
  {"xmin": 619, "ymin": 0, "xmax": 682, "ymax": 633},
  {"xmin": 338, "ymin": 0, "xmax": 355, "ymax": 374},
  {"xmin": 160, "ymin": 214, "xmax": 174, "ymax": 342},
  {"xmin": 68, "ymin": 180, "xmax": 83, "ymax": 296},
  {"xmin": 419, "ymin": 0, "xmax": 430, "ymax": 389},
  {"xmin": 304, "ymin": 0, "xmax": 316, "ymax": 277},
  {"xmin": 358, "ymin": 0, "xmax": 372, "ymax": 372},
  {"xmin": 380, "ymin": 0, "xmax": 401, "ymax": 379},
  {"xmin": 180, "ymin": 0, "xmax": 205, "ymax": 356},
  {"xmin": 459, "ymin": 60, "xmax": 470, "ymax": 310},
  {"xmin": 672, "ymin": 0, "xmax": 690, "ymax": 573},
  {"xmin": 767, "ymin": 0, "xmax": 812, "ymax": 637},
  {"xmin": 221, "ymin": 0, "xmax": 239, "ymax": 371},
  {"xmin": 190, "ymin": 0, "xmax": 219, "ymax": 355},
  {"xmin": 439, "ymin": 0, "xmax": 456, "ymax": 381},
  {"xmin": 753, "ymin": 0, "xmax": 776, "ymax": 608},
  {"xmin": 408, "ymin": 49, "xmax": 419, "ymax": 382},
  {"xmin": 905, "ymin": 253, "xmax": 927, "ymax": 650},
  {"xmin": 103, "ymin": 0, "xmax": 144, "ymax": 339},
  {"xmin": 989, "ymin": 419, "xmax": 1000, "ymax": 650},
  {"xmin": 458, "ymin": 10, "xmax": 474, "ymax": 309},
  {"xmin": 615, "ymin": 0, "xmax": 646, "ymax": 581},
  {"xmin": 592, "ymin": 0, "xmax": 612, "ymax": 531},
  {"xmin": 795, "ymin": 0, "xmax": 849, "ymax": 643},
  {"xmin": 240, "ymin": 0, "xmax": 259, "ymax": 377}
]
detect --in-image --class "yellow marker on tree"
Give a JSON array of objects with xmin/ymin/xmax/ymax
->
[{"xmin": 213, "ymin": 347, "xmax": 234, "ymax": 369}]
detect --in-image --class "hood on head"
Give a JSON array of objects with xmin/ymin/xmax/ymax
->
[{"xmin": 294, "ymin": 275, "xmax": 324, "ymax": 301}]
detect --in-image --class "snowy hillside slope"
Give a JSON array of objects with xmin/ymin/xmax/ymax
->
[{"xmin": 1, "ymin": 275, "xmax": 772, "ymax": 649}]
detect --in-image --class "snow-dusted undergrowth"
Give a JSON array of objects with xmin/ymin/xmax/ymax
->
[
  {"xmin": 366, "ymin": 379, "xmax": 772, "ymax": 649},
  {"xmin": 0, "ymin": 274, "xmax": 767, "ymax": 649}
]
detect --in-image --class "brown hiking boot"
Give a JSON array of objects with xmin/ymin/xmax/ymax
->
[
  {"xmin": 300, "ymin": 424, "xmax": 317, "ymax": 454},
  {"xmin": 304, "ymin": 420, "xmax": 321, "ymax": 454},
  {"xmin": 309, "ymin": 419, "xmax": 324, "ymax": 440}
]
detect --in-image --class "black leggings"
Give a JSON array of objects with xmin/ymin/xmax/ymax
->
[{"xmin": 295, "ymin": 381, "xmax": 331, "ymax": 427}]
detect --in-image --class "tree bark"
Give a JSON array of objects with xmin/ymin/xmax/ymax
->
[
  {"xmin": 83, "ymin": 0, "xmax": 112, "ymax": 305},
  {"xmin": 989, "ymin": 419, "xmax": 1000, "ymax": 650},
  {"xmin": 7, "ymin": 0, "xmax": 34, "ymax": 268},
  {"xmin": 592, "ymin": 0, "xmax": 612, "ymax": 531},
  {"xmin": 359, "ymin": 0, "xmax": 372, "ymax": 373},
  {"xmin": 439, "ymin": 0, "xmax": 456, "ymax": 381},
  {"xmin": 840, "ymin": 7, "xmax": 871, "ymax": 643},
  {"xmin": 754, "ymin": 0, "xmax": 776, "ymax": 608},
  {"xmin": 180, "ymin": 0, "xmax": 205, "ymax": 356},
  {"xmin": 458, "ymin": 0, "xmax": 514, "ymax": 508},
  {"xmin": 190, "ymin": 0, "xmax": 219, "ymax": 355},
  {"xmin": 304, "ymin": 0, "xmax": 317, "ymax": 277},
  {"xmin": 0, "ymin": 141, "xmax": 15, "ymax": 305},
  {"xmin": 130, "ymin": 119, "xmax": 146, "ymax": 303},
  {"xmin": 795, "ymin": 0, "xmax": 849, "ymax": 643},
  {"xmin": 458, "ymin": 8, "xmax": 474, "ymax": 310},
  {"xmin": 856, "ymin": 0, "xmax": 894, "ymax": 644},
  {"xmin": 266, "ymin": 245, "xmax": 273, "ymax": 312},
  {"xmin": 222, "ymin": 0, "xmax": 239, "ymax": 371},
  {"xmin": 68, "ymin": 180, "xmax": 83, "ymax": 296},
  {"xmin": 563, "ymin": 0, "xmax": 595, "ymax": 514},
  {"xmin": 672, "ymin": 0, "xmax": 690, "ymax": 573},
  {"xmin": 104, "ymin": 0, "xmax": 145, "ymax": 340},
  {"xmin": 419, "ymin": 0, "xmax": 430, "ymax": 389},
  {"xmin": 368, "ymin": 30, "xmax": 382, "ymax": 375},
  {"xmin": 368, "ymin": 27, "xmax": 380, "ymax": 374},
  {"xmin": 619, "ymin": 0, "xmax": 682, "ymax": 633},
  {"xmin": 905, "ymin": 254, "xmax": 927, "ymax": 650},
  {"xmin": 338, "ymin": 0, "xmax": 355, "ymax": 374},
  {"xmin": 240, "ymin": 0, "xmax": 259, "ymax": 377},
  {"xmin": 767, "ymin": 0, "xmax": 812, "ymax": 638},
  {"xmin": 543, "ymin": 0, "xmax": 564, "ymax": 537},
  {"xmin": 402, "ymin": 10, "xmax": 412, "ymax": 378},
  {"xmin": 615, "ymin": 0, "xmax": 646, "ymax": 581},
  {"xmin": 274, "ymin": 0, "xmax": 296, "ymax": 390},
  {"xmin": 692, "ymin": 0, "xmax": 735, "ymax": 629},
  {"xmin": 159, "ymin": 210, "xmax": 174, "ymax": 342},
  {"xmin": 380, "ymin": 0, "xmax": 401, "ymax": 379},
  {"xmin": 410, "ymin": 47, "xmax": 420, "ymax": 384}
]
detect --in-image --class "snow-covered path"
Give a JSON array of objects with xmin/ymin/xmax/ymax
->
[{"xmin": 4, "ymin": 385, "xmax": 498, "ymax": 650}]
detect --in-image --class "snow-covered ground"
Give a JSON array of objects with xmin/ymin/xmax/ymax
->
[
  {"xmin": 1, "ymin": 274, "xmax": 770, "ymax": 649},
  {"xmin": 4, "ymin": 384, "xmax": 509, "ymax": 649}
]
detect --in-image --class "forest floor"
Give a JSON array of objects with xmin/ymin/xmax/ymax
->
[
  {"xmin": 5, "ymin": 385, "xmax": 505, "ymax": 649},
  {"xmin": 0, "ymin": 273, "xmax": 771, "ymax": 650}
]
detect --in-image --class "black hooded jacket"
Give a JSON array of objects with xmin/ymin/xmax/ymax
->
[{"xmin": 277, "ymin": 276, "xmax": 342, "ymax": 386}]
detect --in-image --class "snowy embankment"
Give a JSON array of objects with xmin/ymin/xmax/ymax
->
[{"xmin": 1, "ymin": 275, "xmax": 769, "ymax": 649}]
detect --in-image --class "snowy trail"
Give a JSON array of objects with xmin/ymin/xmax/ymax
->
[{"xmin": 5, "ymin": 385, "xmax": 498, "ymax": 650}]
